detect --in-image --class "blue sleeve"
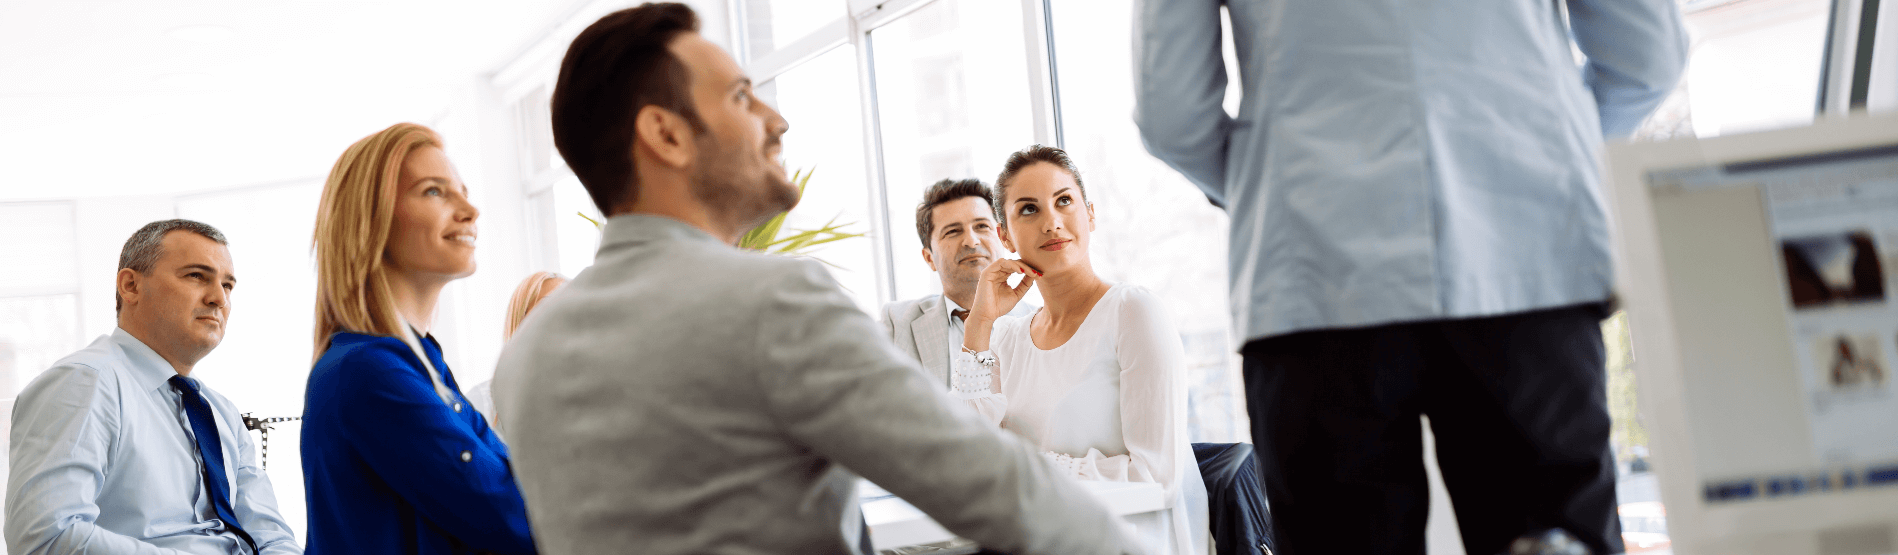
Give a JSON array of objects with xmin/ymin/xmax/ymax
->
[
  {"xmin": 1567, "ymin": 0, "xmax": 1689, "ymax": 138},
  {"xmin": 330, "ymin": 342, "xmax": 537, "ymax": 554},
  {"xmin": 1133, "ymin": 0, "xmax": 1234, "ymax": 207}
]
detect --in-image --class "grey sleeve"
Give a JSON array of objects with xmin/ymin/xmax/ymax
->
[
  {"xmin": 1133, "ymin": 0, "xmax": 1234, "ymax": 206},
  {"xmin": 1566, "ymin": 0, "xmax": 1690, "ymax": 138},
  {"xmin": 876, "ymin": 302, "xmax": 901, "ymax": 344},
  {"xmin": 754, "ymin": 260, "xmax": 1144, "ymax": 555}
]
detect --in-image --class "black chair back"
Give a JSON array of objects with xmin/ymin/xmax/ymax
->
[{"xmin": 1193, "ymin": 442, "xmax": 1276, "ymax": 555}]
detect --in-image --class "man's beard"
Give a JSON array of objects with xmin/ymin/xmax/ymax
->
[
  {"xmin": 691, "ymin": 133, "xmax": 798, "ymax": 232},
  {"xmin": 945, "ymin": 244, "xmax": 991, "ymax": 283}
]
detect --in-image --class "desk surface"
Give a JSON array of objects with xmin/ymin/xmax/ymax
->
[{"xmin": 860, "ymin": 479, "xmax": 1166, "ymax": 552}]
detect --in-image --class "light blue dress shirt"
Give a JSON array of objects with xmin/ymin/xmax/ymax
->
[
  {"xmin": 5, "ymin": 328, "xmax": 300, "ymax": 555},
  {"xmin": 1135, "ymin": 0, "xmax": 1688, "ymax": 340}
]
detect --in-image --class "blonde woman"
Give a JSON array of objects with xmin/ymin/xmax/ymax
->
[
  {"xmin": 300, "ymin": 123, "xmax": 536, "ymax": 554},
  {"xmin": 464, "ymin": 271, "xmax": 566, "ymax": 432}
]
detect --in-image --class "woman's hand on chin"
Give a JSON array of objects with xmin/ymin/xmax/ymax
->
[{"xmin": 970, "ymin": 257, "xmax": 1040, "ymax": 323}]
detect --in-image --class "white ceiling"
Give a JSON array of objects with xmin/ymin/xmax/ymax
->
[{"xmin": 0, "ymin": 1, "xmax": 594, "ymax": 200}]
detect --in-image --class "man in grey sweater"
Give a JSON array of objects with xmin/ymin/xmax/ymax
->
[{"xmin": 492, "ymin": 4, "xmax": 1143, "ymax": 554}]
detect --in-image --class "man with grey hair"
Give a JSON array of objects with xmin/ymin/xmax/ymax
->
[{"xmin": 7, "ymin": 219, "xmax": 301, "ymax": 555}]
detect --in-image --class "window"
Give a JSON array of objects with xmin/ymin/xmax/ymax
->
[
  {"xmin": 0, "ymin": 202, "xmax": 82, "ymax": 397},
  {"xmin": 740, "ymin": 0, "xmax": 848, "ymax": 61},
  {"xmin": 869, "ymin": 0, "xmax": 1038, "ymax": 304},
  {"xmin": 765, "ymin": 44, "xmax": 882, "ymax": 313},
  {"xmin": 549, "ymin": 175, "xmax": 604, "ymax": 279},
  {"xmin": 1676, "ymin": 0, "xmax": 1834, "ymax": 137}
]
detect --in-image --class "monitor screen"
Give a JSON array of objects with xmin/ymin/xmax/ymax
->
[{"xmin": 1644, "ymin": 144, "xmax": 1898, "ymax": 499}]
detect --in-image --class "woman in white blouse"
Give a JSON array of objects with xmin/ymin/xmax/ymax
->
[{"xmin": 956, "ymin": 145, "xmax": 1211, "ymax": 555}]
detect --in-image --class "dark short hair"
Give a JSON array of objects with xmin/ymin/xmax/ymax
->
[
  {"xmin": 914, "ymin": 178, "xmax": 995, "ymax": 251},
  {"xmin": 551, "ymin": 2, "xmax": 705, "ymax": 215},
  {"xmin": 116, "ymin": 219, "xmax": 227, "ymax": 313},
  {"xmin": 993, "ymin": 144, "xmax": 1087, "ymax": 226}
]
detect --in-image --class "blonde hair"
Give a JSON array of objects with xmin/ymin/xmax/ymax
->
[
  {"xmin": 312, "ymin": 123, "xmax": 444, "ymax": 359},
  {"xmin": 503, "ymin": 271, "xmax": 565, "ymax": 341}
]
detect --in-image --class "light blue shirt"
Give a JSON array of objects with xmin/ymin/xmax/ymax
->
[
  {"xmin": 6, "ymin": 328, "xmax": 300, "ymax": 555},
  {"xmin": 1135, "ymin": 0, "xmax": 1688, "ymax": 340}
]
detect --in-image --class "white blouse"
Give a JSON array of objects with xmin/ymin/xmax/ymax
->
[{"xmin": 952, "ymin": 284, "xmax": 1210, "ymax": 555}]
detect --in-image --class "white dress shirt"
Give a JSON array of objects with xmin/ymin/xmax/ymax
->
[
  {"xmin": 952, "ymin": 284, "xmax": 1210, "ymax": 555},
  {"xmin": 5, "ymin": 328, "xmax": 300, "ymax": 555}
]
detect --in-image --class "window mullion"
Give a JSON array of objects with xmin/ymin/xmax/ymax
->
[
  {"xmin": 1021, "ymin": 0, "xmax": 1062, "ymax": 148},
  {"xmin": 851, "ymin": 19, "xmax": 899, "ymax": 307}
]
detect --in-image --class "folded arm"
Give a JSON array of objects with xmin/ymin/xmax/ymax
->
[
  {"xmin": 5, "ymin": 364, "xmax": 190, "ymax": 555},
  {"xmin": 335, "ymin": 346, "xmax": 537, "ymax": 555},
  {"xmin": 1567, "ymin": 0, "xmax": 1690, "ymax": 138}
]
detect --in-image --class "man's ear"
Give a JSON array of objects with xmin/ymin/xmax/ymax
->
[
  {"xmin": 921, "ymin": 247, "xmax": 938, "ymax": 272},
  {"xmin": 632, "ymin": 105, "xmax": 697, "ymax": 169},
  {"xmin": 117, "ymin": 268, "xmax": 140, "ymax": 309}
]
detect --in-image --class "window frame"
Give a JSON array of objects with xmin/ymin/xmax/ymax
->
[{"xmin": 737, "ymin": 0, "xmax": 1062, "ymax": 307}]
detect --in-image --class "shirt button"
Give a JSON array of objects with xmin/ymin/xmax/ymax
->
[
  {"xmin": 453, "ymin": 402, "xmax": 463, "ymax": 413},
  {"xmin": 460, "ymin": 451, "xmax": 472, "ymax": 462}
]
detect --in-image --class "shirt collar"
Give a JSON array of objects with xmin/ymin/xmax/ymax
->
[
  {"xmin": 942, "ymin": 295, "xmax": 969, "ymax": 325},
  {"xmin": 599, "ymin": 213, "xmax": 722, "ymax": 255},
  {"xmin": 110, "ymin": 327, "xmax": 182, "ymax": 393}
]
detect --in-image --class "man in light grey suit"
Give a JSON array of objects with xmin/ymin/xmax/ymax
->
[
  {"xmin": 494, "ymin": 4, "xmax": 1142, "ymax": 555},
  {"xmin": 880, "ymin": 178, "xmax": 1033, "ymax": 388}
]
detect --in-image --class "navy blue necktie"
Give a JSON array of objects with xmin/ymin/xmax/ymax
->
[{"xmin": 170, "ymin": 375, "xmax": 259, "ymax": 554}]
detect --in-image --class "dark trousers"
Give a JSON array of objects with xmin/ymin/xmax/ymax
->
[{"xmin": 1242, "ymin": 303, "xmax": 1621, "ymax": 555}]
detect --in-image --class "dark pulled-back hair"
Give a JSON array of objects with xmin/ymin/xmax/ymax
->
[
  {"xmin": 551, "ymin": 2, "xmax": 705, "ymax": 215},
  {"xmin": 993, "ymin": 144, "xmax": 1087, "ymax": 226},
  {"xmin": 913, "ymin": 178, "xmax": 995, "ymax": 251}
]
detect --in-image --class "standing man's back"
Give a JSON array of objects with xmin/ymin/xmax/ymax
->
[
  {"xmin": 496, "ymin": 4, "xmax": 1142, "ymax": 554},
  {"xmin": 1137, "ymin": 1, "xmax": 1686, "ymax": 554},
  {"xmin": 1139, "ymin": 0, "xmax": 1686, "ymax": 336}
]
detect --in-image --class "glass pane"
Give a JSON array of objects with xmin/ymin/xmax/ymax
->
[
  {"xmin": 1047, "ymin": 0, "xmax": 1247, "ymax": 443},
  {"xmin": 871, "ymin": 0, "xmax": 1036, "ymax": 304},
  {"xmin": 766, "ymin": 45, "xmax": 880, "ymax": 313},
  {"xmin": 1655, "ymin": 0, "xmax": 1831, "ymax": 138},
  {"xmin": 0, "ymin": 202, "xmax": 78, "ymax": 294},
  {"xmin": 743, "ymin": 0, "xmax": 848, "ymax": 61},
  {"xmin": 552, "ymin": 174, "xmax": 604, "ymax": 278},
  {"xmin": 0, "ymin": 294, "xmax": 81, "ymax": 397}
]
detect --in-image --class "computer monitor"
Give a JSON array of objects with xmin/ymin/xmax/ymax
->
[{"xmin": 1608, "ymin": 112, "xmax": 1898, "ymax": 555}]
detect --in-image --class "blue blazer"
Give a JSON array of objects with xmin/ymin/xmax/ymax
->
[{"xmin": 302, "ymin": 331, "xmax": 536, "ymax": 554}]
